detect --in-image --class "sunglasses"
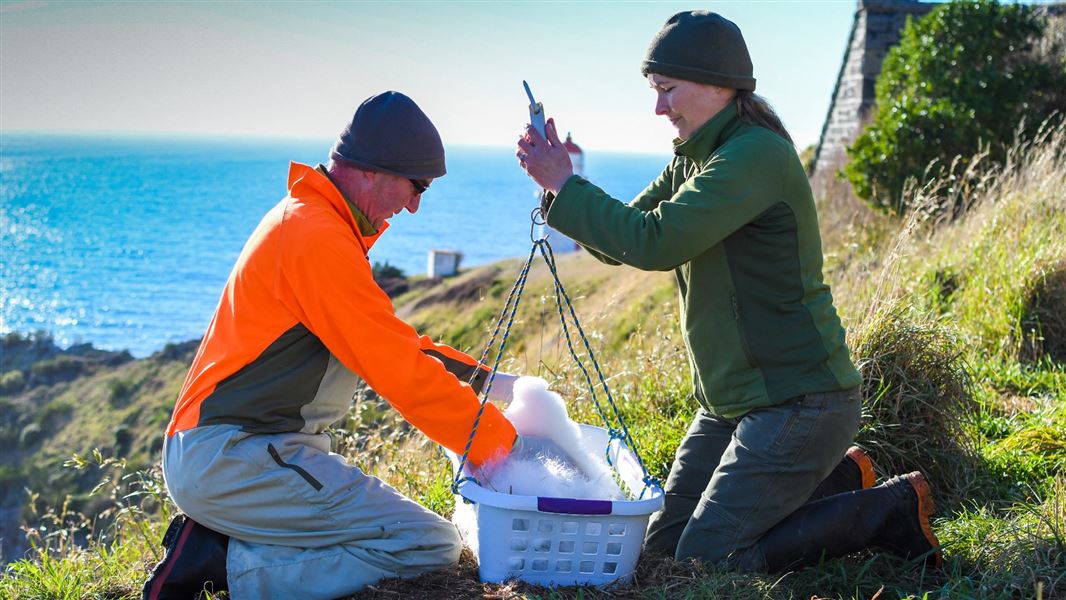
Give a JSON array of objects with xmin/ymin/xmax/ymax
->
[{"xmin": 409, "ymin": 178, "xmax": 430, "ymax": 194}]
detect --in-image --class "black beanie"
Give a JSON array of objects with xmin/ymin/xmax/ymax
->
[
  {"xmin": 330, "ymin": 91, "xmax": 446, "ymax": 179},
  {"xmin": 641, "ymin": 11, "xmax": 756, "ymax": 91}
]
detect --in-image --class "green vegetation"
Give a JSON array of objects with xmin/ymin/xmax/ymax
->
[
  {"xmin": 0, "ymin": 371, "xmax": 26, "ymax": 396},
  {"xmin": 0, "ymin": 339, "xmax": 192, "ymax": 592},
  {"xmin": 3, "ymin": 119, "xmax": 1063, "ymax": 598},
  {"xmin": 372, "ymin": 260, "xmax": 406, "ymax": 281},
  {"xmin": 843, "ymin": 0, "xmax": 1066, "ymax": 214},
  {"xmin": 0, "ymin": 453, "xmax": 173, "ymax": 599},
  {"xmin": 3, "ymin": 48, "xmax": 1066, "ymax": 598}
]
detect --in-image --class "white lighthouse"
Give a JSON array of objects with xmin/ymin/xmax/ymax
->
[{"xmin": 540, "ymin": 132, "xmax": 584, "ymax": 253}]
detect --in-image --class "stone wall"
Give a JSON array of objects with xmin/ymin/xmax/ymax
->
[{"xmin": 812, "ymin": 0, "xmax": 932, "ymax": 173}]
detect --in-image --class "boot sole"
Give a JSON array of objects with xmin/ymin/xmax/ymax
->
[
  {"xmin": 846, "ymin": 446, "xmax": 876, "ymax": 489},
  {"xmin": 903, "ymin": 472, "xmax": 943, "ymax": 569}
]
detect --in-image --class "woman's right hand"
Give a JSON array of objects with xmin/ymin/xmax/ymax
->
[{"xmin": 516, "ymin": 118, "xmax": 574, "ymax": 194}]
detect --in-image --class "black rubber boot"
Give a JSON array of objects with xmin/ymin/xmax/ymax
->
[
  {"xmin": 756, "ymin": 472, "xmax": 942, "ymax": 572},
  {"xmin": 142, "ymin": 514, "xmax": 229, "ymax": 600},
  {"xmin": 808, "ymin": 446, "xmax": 877, "ymax": 501}
]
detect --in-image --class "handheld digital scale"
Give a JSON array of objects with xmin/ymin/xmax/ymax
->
[{"xmin": 523, "ymin": 80, "xmax": 546, "ymax": 139}]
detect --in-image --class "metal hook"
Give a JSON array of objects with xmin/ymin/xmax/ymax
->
[{"xmin": 530, "ymin": 206, "xmax": 548, "ymax": 244}]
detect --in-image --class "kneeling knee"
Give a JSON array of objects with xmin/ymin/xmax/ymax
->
[
  {"xmin": 675, "ymin": 537, "xmax": 763, "ymax": 572},
  {"xmin": 400, "ymin": 519, "xmax": 461, "ymax": 568},
  {"xmin": 429, "ymin": 521, "xmax": 463, "ymax": 564}
]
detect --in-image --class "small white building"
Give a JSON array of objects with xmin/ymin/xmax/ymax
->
[
  {"xmin": 427, "ymin": 249, "xmax": 462, "ymax": 278},
  {"xmin": 540, "ymin": 132, "xmax": 584, "ymax": 253}
]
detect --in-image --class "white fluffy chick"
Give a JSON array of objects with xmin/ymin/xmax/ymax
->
[{"xmin": 504, "ymin": 376, "xmax": 618, "ymax": 493}]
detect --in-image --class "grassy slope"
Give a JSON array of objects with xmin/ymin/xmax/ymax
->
[{"xmin": 2, "ymin": 126, "xmax": 1064, "ymax": 598}]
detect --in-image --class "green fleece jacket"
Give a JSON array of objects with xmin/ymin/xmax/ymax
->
[{"xmin": 545, "ymin": 104, "xmax": 861, "ymax": 417}]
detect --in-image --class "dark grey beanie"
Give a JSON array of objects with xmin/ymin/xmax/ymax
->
[
  {"xmin": 330, "ymin": 91, "xmax": 446, "ymax": 179},
  {"xmin": 641, "ymin": 11, "xmax": 756, "ymax": 91}
]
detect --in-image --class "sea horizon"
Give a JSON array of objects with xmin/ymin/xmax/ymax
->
[
  {"xmin": 1, "ymin": 133, "xmax": 670, "ymax": 358},
  {"xmin": 1, "ymin": 130, "xmax": 680, "ymax": 158}
]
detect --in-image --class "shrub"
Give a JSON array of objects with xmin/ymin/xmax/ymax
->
[
  {"xmin": 0, "ymin": 369, "xmax": 26, "ymax": 395},
  {"xmin": 843, "ymin": 0, "xmax": 1066, "ymax": 214},
  {"xmin": 35, "ymin": 399, "xmax": 74, "ymax": 428},
  {"xmin": 372, "ymin": 260, "xmax": 406, "ymax": 281},
  {"xmin": 113, "ymin": 424, "xmax": 133, "ymax": 456},
  {"xmin": 107, "ymin": 377, "xmax": 135, "ymax": 407},
  {"xmin": 30, "ymin": 355, "xmax": 84, "ymax": 385}
]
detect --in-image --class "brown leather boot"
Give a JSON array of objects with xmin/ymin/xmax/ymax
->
[
  {"xmin": 756, "ymin": 471, "xmax": 942, "ymax": 572},
  {"xmin": 808, "ymin": 446, "xmax": 877, "ymax": 501},
  {"xmin": 142, "ymin": 514, "xmax": 229, "ymax": 599}
]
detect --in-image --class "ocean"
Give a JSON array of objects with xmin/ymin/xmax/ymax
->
[{"xmin": 1, "ymin": 134, "xmax": 670, "ymax": 357}]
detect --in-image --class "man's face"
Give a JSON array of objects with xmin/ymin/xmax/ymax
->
[
  {"xmin": 649, "ymin": 74, "xmax": 733, "ymax": 140},
  {"xmin": 365, "ymin": 174, "xmax": 428, "ymax": 229}
]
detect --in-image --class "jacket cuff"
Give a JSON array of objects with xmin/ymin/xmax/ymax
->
[{"xmin": 545, "ymin": 174, "xmax": 586, "ymax": 226}]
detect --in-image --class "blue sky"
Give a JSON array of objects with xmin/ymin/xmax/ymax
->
[{"xmin": 2, "ymin": 1, "xmax": 861, "ymax": 152}]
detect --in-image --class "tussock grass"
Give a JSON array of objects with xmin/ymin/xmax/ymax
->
[
  {"xmin": 851, "ymin": 307, "xmax": 980, "ymax": 507},
  {"xmin": 1021, "ymin": 263, "xmax": 1066, "ymax": 364}
]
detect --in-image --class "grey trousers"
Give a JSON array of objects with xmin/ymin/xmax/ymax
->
[
  {"xmin": 163, "ymin": 425, "xmax": 462, "ymax": 599},
  {"xmin": 644, "ymin": 389, "xmax": 861, "ymax": 570}
]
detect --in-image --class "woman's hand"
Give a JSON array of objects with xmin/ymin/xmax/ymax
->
[{"xmin": 516, "ymin": 118, "xmax": 574, "ymax": 194}]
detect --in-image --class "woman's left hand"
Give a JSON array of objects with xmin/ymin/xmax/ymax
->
[{"xmin": 516, "ymin": 118, "xmax": 574, "ymax": 194}]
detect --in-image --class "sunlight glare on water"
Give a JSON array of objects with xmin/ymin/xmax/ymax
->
[{"xmin": 0, "ymin": 135, "xmax": 667, "ymax": 357}]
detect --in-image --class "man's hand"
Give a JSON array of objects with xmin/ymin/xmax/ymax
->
[
  {"xmin": 516, "ymin": 118, "xmax": 574, "ymax": 194},
  {"xmin": 485, "ymin": 372, "xmax": 517, "ymax": 405}
]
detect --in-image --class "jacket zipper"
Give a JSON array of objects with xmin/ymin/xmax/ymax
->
[
  {"xmin": 267, "ymin": 443, "xmax": 323, "ymax": 491},
  {"xmin": 731, "ymin": 293, "xmax": 756, "ymax": 366}
]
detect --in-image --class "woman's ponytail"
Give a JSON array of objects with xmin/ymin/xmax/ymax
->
[{"xmin": 735, "ymin": 90, "xmax": 793, "ymax": 145}]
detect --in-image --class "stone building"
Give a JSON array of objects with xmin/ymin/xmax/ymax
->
[
  {"xmin": 812, "ymin": 0, "xmax": 933, "ymax": 174},
  {"xmin": 812, "ymin": 0, "xmax": 1066, "ymax": 174}
]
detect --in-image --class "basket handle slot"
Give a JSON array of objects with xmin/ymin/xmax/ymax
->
[{"xmin": 536, "ymin": 496, "xmax": 612, "ymax": 515}]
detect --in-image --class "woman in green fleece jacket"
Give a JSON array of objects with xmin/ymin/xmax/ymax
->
[{"xmin": 516, "ymin": 10, "xmax": 941, "ymax": 572}]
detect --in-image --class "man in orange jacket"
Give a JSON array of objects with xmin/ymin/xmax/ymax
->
[{"xmin": 143, "ymin": 92, "xmax": 521, "ymax": 599}]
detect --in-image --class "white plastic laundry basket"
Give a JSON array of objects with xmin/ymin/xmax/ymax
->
[{"xmin": 447, "ymin": 424, "xmax": 664, "ymax": 587}]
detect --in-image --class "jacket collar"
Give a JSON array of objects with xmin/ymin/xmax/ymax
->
[
  {"xmin": 314, "ymin": 164, "xmax": 377, "ymax": 237},
  {"xmin": 673, "ymin": 102, "xmax": 741, "ymax": 164},
  {"xmin": 286, "ymin": 162, "xmax": 388, "ymax": 255}
]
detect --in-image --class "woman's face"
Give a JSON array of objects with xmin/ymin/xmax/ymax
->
[{"xmin": 649, "ymin": 74, "xmax": 734, "ymax": 140}]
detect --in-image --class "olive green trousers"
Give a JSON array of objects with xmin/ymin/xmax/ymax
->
[{"xmin": 644, "ymin": 388, "xmax": 861, "ymax": 570}]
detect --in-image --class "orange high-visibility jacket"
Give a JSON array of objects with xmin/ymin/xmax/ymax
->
[{"xmin": 167, "ymin": 162, "xmax": 516, "ymax": 465}]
